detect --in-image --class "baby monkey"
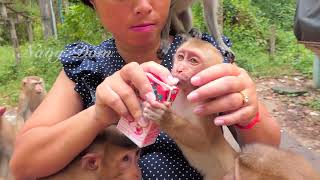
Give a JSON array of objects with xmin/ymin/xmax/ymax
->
[
  {"xmin": 143, "ymin": 38, "xmax": 320, "ymax": 179},
  {"xmin": 41, "ymin": 125, "xmax": 141, "ymax": 180},
  {"xmin": 144, "ymin": 38, "xmax": 236, "ymax": 179}
]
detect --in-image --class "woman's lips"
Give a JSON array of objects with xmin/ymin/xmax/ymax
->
[{"xmin": 130, "ymin": 24, "xmax": 156, "ymax": 32}]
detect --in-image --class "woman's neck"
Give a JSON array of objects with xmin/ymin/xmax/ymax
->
[{"xmin": 115, "ymin": 39, "xmax": 162, "ymax": 64}]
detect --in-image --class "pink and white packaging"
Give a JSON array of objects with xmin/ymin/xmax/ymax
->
[{"xmin": 117, "ymin": 72, "xmax": 179, "ymax": 148}]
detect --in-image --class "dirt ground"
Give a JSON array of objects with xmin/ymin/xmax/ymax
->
[{"xmin": 255, "ymin": 74, "xmax": 320, "ymax": 154}]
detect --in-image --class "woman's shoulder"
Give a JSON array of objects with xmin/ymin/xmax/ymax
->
[
  {"xmin": 59, "ymin": 38, "xmax": 124, "ymax": 81},
  {"xmin": 60, "ymin": 38, "xmax": 116, "ymax": 66},
  {"xmin": 59, "ymin": 38, "xmax": 124, "ymax": 108}
]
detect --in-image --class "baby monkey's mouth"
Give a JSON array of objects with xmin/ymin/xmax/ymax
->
[{"xmin": 173, "ymin": 75, "xmax": 188, "ymax": 83}]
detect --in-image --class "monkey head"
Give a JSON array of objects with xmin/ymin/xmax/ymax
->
[
  {"xmin": 22, "ymin": 76, "xmax": 45, "ymax": 95},
  {"xmin": 80, "ymin": 125, "xmax": 142, "ymax": 180},
  {"xmin": 172, "ymin": 38, "xmax": 223, "ymax": 90}
]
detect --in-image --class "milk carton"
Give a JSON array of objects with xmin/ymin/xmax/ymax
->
[{"xmin": 117, "ymin": 72, "xmax": 179, "ymax": 148}]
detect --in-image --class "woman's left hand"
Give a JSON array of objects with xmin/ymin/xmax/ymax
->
[{"xmin": 186, "ymin": 63, "xmax": 259, "ymax": 126}]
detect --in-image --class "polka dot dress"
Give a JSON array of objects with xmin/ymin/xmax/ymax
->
[{"xmin": 60, "ymin": 33, "xmax": 232, "ymax": 179}]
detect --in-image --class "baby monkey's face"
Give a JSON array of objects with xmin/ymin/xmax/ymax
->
[
  {"xmin": 172, "ymin": 47, "xmax": 207, "ymax": 83},
  {"xmin": 172, "ymin": 40, "xmax": 222, "ymax": 85}
]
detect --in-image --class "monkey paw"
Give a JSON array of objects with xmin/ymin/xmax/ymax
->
[
  {"xmin": 189, "ymin": 28, "xmax": 202, "ymax": 39},
  {"xmin": 142, "ymin": 101, "xmax": 169, "ymax": 125}
]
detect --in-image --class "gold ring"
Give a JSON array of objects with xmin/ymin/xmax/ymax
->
[{"xmin": 239, "ymin": 91, "xmax": 249, "ymax": 106}]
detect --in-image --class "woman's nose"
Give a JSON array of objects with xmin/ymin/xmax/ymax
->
[{"xmin": 134, "ymin": 0, "xmax": 152, "ymax": 16}]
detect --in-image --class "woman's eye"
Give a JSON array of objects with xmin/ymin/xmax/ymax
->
[{"xmin": 122, "ymin": 155, "xmax": 129, "ymax": 162}]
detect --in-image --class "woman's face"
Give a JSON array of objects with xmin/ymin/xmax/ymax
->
[{"xmin": 93, "ymin": 0, "xmax": 170, "ymax": 47}]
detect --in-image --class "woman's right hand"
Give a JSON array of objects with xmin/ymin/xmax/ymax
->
[{"xmin": 94, "ymin": 61, "xmax": 178, "ymax": 126}]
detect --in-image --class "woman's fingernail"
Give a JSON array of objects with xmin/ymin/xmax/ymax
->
[
  {"xmin": 168, "ymin": 75, "xmax": 179, "ymax": 85},
  {"xmin": 194, "ymin": 105, "xmax": 204, "ymax": 114},
  {"xmin": 145, "ymin": 92, "xmax": 156, "ymax": 101},
  {"xmin": 124, "ymin": 115, "xmax": 134, "ymax": 123},
  {"xmin": 187, "ymin": 92, "xmax": 198, "ymax": 101},
  {"xmin": 214, "ymin": 119, "xmax": 225, "ymax": 126},
  {"xmin": 191, "ymin": 76, "xmax": 200, "ymax": 85}
]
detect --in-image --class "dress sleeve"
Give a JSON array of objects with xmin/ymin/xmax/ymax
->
[{"xmin": 59, "ymin": 42, "xmax": 104, "ymax": 108}]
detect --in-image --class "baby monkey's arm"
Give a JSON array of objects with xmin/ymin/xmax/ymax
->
[{"xmin": 142, "ymin": 100, "xmax": 204, "ymax": 147}]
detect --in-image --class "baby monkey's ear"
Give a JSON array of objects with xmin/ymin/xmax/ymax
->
[{"xmin": 81, "ymin": 153, "xmax": 101, "ymax": 171}]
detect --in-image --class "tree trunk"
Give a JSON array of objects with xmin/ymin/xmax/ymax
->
[
  {"xmin": 10, "ymin": 20, "xmax": 21, "ymax": 64},
  {"xmin": 269, "ymin": 25, "xmax": 276, "ymax": 57},
  {"xmin": 0, "ymin": 2, "xmax": 8, "ymax": 19},
  {"xmin": 38, "ymin": 0, "xmax": 57, "ymax": 39},
  {"xmin": 27, "ymin": 20, "xmax": 33, "ymax": 43}
]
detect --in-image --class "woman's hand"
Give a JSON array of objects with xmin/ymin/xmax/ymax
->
[
  {"xmin": 187, "ymin": 63, "xmax": 258, "ymax": 126},
  {"xmin": 94, "ymin": 61, "xmax": 177, "ymax": 126}
]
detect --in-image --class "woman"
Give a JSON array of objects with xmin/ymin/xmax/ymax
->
[{"xmin": 10, "ymin": 0, "xmax": 280, "ymax": 179}]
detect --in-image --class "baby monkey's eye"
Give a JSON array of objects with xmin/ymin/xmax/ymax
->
[
  {"xmin": 189, "ymin": 57, "xmax": 199, "ymax": 64},
  {"xmin": 177, "ymin": 54, "xmax": 184, "ymax": 61}
]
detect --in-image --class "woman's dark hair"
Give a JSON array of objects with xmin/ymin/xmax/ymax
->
[{"xmin": 80, "ymin": 0, "xmax": 94, "ymax": 8}]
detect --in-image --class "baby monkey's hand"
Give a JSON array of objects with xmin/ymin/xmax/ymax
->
[{"xmin": 142, "ymin": 100, "xmax": 171, "ymax": 126}]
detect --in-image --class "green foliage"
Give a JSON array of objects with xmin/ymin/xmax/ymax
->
[
  {"xmin": 58, "ymin": 4, "xmax": 105, "ymax": 45},
  {"xmin": 252, "ymin": 0, "xmax": 296, "ymax": 30},
  {"xmin": 0, "ymin": 40, "xmax": 63, "ymax": 105},
  {"xmin": 192, "ymin": 3, "xmax": 208, "ymax": 32},
  {"xmin": 219, "ymin": 0, "xmax": 313, "ymax": 77},
  {"xmin": 308, "ymin": 100, "xmax": 320, "ymax": 111}
]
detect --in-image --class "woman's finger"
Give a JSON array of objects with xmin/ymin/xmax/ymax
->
[
  {"xmin": 110, "ymin": 73, "xmax": 144, "ymax": 121},
  {"xmin": 187, "ymin": 76, "xmax": 245, "ymax": 103},
  {"xmin": 95, "ymin": 80, "xmax": 129, "ymax": 120},
  {"xmin": 120, "ymin": 62, "xmax": 155, "ymax": 101},
  {"xmin": 213, "ymin": 105, "xmax": 256, "ymax": 126},
  {"xmin": 190, "ymin": 63, "xmax": 241, "ymax": 86},
  {"xmin": 141, "ymin": 61, "xmax": 179, "ymax": 85},
  {"xmin": 193, "ymin": 92, "xmax": 246, "ymax": 116}
]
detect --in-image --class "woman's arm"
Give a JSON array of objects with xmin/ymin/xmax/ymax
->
[
  {"xmin": 236, "ymin": 102, "xmax": 281, "ymax": 146},
  {"xmin": 10, "ymin": 62, "xmax": 174, "ymax": 179},
  {"xmin": 9, "ymin": 71, "xmax": 112, "ymax": 179}
]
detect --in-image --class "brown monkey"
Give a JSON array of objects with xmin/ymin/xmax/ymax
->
[
  {"xmin": 160, "ymin": 0, "xmax": 234, "ymax": 59},
  {"xmin": 0, "ymin": 76, "xmax": 46, "ymax": 179},
  {"xmin": 223, "ymin": 144, "xmax": 320, "ymax": 180},
  {"xmin": 145, "ymin": 38, "xmax": 236, "ymax": 179},
  {"xmin": 16, "ymin": 76, "xmax": 47, "ymax": 120},
  {"xmin": 41, "ymin": 125, "xmax": 141, "ymax": 180}
]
